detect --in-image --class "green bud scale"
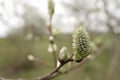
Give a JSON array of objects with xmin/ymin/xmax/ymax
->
[
  {"xmin": 48, "ymin": 0, "xmax": 54, "ymax": 17},
  {"xmin": 72, "ymin": 26, "xmax": 91, "ymax": 61}
]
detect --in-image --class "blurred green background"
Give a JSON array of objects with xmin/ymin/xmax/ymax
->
[{"xmin": 0, "ymin": 33, "xmax": 120, "ymax": 80}]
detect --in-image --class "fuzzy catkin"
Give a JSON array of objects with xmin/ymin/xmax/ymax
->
[
  {"xmin": 59, "ymin": 47, "xmax": 68, "ymax": 61},
  {"xmin": 72, "ymin": 26, "xmax": 91, "ymax": 61}
]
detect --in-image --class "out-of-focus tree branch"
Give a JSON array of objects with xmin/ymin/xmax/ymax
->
[
  {"xmin": 102, "ymin": 0, "xmax": 120, "ymax": 34},
  {"xmin": 107, "ymin": 36, "xmax": 120, "ymax": 80}
]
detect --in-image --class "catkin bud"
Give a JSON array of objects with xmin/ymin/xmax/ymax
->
[
  {"xmin": 48, "ymin": 44, "xmax": 57, "ymax": 53},
  {"xmin": 59, "ymin": 47, "xmax": 68, "ymax": 62},
  {"xmin": 48, "ymin": 0, "xmax": 54, "ymax": 17},
  {"xmin": 49, "ymin": 36, "xmax": 54, "ymax": 42},
  {"xmin": 27, "ymin": 54, "xmax": 34, "ymax": 61},
  {"xmin": 72, "ymin": 26, "xmax": 91, "ymax": 62}
]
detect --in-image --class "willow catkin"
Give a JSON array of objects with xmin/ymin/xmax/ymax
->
[
  {"xmin": 59, "ymin": 47, "xmax": 68, "ymax": 62},
  {"xmin": 72, "ymin": 26, "xmax": 91, "ymax": 61}
]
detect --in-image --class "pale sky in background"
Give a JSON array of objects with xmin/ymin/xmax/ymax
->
[
  {"xmin": 0, "ymin": 0, "xmax": 77, "ymax": 37},
  {"xmin": 0, "ymin": 0, "xmax": 119, "ymax": 37}
]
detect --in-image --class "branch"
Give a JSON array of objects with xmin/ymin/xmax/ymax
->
[
  {"xmin": 37, "ymin": 57, "xmax": 76, "ymax": 80},
  {"xmin": 0, "ymin": 43, "xmax": 106, "ymax": 80},
  {"xmin": 37, "ymin": 43, "xmax": 106, "ymax": 80}
]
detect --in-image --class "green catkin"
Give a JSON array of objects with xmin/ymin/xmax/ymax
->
[{"xmin": 72, "ymin": 26, "xmax": 91, "ymax": 61}]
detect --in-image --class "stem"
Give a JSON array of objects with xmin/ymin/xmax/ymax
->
[{"xmin": 48, "ymin": 16, "xmax": 57, "ymax": 67}]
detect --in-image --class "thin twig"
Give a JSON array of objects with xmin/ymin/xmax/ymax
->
[
  {"xmin": 33, "ymin": 58, "xmax": 53, "ymax": 68},
  {"xmin": 48, "ymin": 16, "xmax": 57, "ymax": 67},
  {"xmin": 28, "ymin": 55, "xmax": 53, "ymax": 68}
]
